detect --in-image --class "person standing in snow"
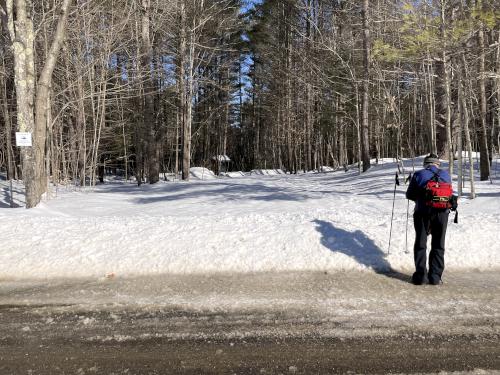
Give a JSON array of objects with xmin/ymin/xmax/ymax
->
[{"xmin": 405, "ymin": 154, "xmax": 458, "ymax": 285}]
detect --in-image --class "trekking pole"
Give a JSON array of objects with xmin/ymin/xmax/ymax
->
[
  {"xmin": 404, "ymin": 173, "xmax": 412, "ymax": 254},
  {"xmin": 405, "ymin": 199, "xmax": 410, "ymax": 253},
  {"xmin": 387, "ymin": 172, "xmax": 399, "ymax": 255}
]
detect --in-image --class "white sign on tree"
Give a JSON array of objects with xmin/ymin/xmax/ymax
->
[{"xmin": 15, "ymin": 132, "xmax": 32, "ymax": 147}]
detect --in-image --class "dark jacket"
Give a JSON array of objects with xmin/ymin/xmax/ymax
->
[{"xmin": 406, "ymin": 165, "xmax": 452, "ymax": 214}]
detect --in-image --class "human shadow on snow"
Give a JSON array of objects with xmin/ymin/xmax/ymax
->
[{"xmin": 313, "ymin": 219, "xmax": 410, "ymax": 283}]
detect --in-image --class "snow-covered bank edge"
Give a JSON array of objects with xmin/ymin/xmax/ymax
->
[{"xmin": 1, "ymin": 157, "xmax": 499, "ymax": 280}]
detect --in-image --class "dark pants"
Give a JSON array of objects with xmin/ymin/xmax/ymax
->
[{"xmin": 413, "ymin": 210, "xmax": 449, "ymax": 283}]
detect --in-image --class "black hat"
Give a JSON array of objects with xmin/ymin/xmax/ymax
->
[{"xmin": 423, "ymin": 153, "xmax": 440, "ymax": 166}]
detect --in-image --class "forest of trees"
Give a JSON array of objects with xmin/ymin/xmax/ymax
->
[{"xmin": 0, "ymin": 0, "xmax": 499, "ymax": 207}]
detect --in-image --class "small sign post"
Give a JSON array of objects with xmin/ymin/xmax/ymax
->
[
  {"xmin": 15, "ymin": 132, "xmax": 32, "ymax": 147},
  {"xmin": 16, "ymin": 132, "xmax": 33, "ymax": 147}
]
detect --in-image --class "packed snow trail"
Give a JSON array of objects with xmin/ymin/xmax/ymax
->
[{"xmin": 0, "ymin": 158, "xmax": 499, "ymax": 279}]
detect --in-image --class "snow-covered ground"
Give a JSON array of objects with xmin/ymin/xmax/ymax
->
[{"xmin": 0, "ymin": 157, "xmax": 499, "ymax": 280}]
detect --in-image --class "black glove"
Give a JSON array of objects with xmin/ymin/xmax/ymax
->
[{"xmin": 450, "ymin": 195, "xmax": 458, "ymax": 211}]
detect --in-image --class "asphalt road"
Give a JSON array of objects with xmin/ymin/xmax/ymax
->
[{"xmin": 1, "ymin": 271, "xmax": 499, "ymax": 374}]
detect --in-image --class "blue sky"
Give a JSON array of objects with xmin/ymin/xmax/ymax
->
[{"xmin": 240, "ymin": 0, "xmax": 262, "ymax": 13}]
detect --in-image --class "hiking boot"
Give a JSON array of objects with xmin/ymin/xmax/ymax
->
[
  {"xmin": 428, "ymin": 279, "xmax": 443, "ymax": 286},
  {"xmin": 411, "ymin": 274, "xmax": 425, "ymax": 285}
]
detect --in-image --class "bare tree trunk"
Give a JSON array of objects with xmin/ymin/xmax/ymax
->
[
  {"xmin": 305, "ymin": 82, "xmax": 312, "ymax": 171},
  {"xmin": 435, "ymin": 58, "xmax": 448, "ymax": 156},
  {"xmin": 91, "ymin": 76, "xmax": 107, "ymax": 186},
  {"xmin": 177, "ymin": 0, "xmax": 187, "ymax": 180},
  {"xmin": 7, "ymin": 0, "xmax": 72, "ymax": 207},
  {"xmin": 425, "ymin": 60, "xmax": 437, "ymax": 154},
  {"xmin": 286, "ymin": 17, "xmax": 293, "ymax": 173},
  {"xmin": 0, "ymin": 57, "xmax": 14, "ymax": 206},
  {"xmin": 355, "ymin": 83, "xmax": 361, "ymax": 174},
  {"xmin": 181, "ymin": 0, "xmax": 195, "ymax": 181},
  {"xmin": 457, "ymin": 79, "xmax": 464, "ymax": 197},
  {"xmin": 6, "ymin": 0, "xmax": 37, "ymax": 207},
  {"xmin": 477, "ymin": 0, "xmax": 490, "ymax": 180},
  {"xmin": 444, "ymin": 57, "xmax": 453, "ymax": 175},
  {"xmin": 46, "ymin": 91, "xmax": 54, "ymax": 193},
  {"xmin": 440, "ymin": 0, "xmax": 453, "ymax": 175},
  {"xmin": 460, "ymin": 54, "xmax": 476, "ymax": 199},
  {"xmin": 304, "ymin": 0, "xmax": 313, "ymax": 172},
  {"xmin": 361, "ymin": 0, "xmax": 370, "ymax": 172},
  {"xmin": 141, "ymin": 0, "xmax": 159, "ymax": 184},
  {"xmin": 59, "ymin": 122, "xmax": 67, "ymax": 183},
  {"xmin": 252, "ymin": 76, "xmax": 260, "ymax": 168},
  {"xmin": 175, "ymin": 107, "xmax": 180, "ymax": 178},
  {"xmin": 33, "ymin": 0, "xmax": 72, "ymax": 200},
  {"xmin": 75, "ymin": 73, "xmax": 87, "ymax": 187},
  {"xmin": 495, "ymin": 31, "xmax": 500, "ymax": 159}
]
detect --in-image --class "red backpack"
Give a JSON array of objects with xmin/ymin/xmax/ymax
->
[{"xmin": 425, "ymin": 172, "xmax": 453, "ymax": 209}]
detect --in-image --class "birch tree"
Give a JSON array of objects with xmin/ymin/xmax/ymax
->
[{"xmin": 3, "ymin": 0, "xmax": 71, "ymax": 208}]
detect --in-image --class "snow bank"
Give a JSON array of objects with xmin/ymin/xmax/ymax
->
[
  {"xmin": 454, "ymin": 151, "xmax": 481, "ymax": 159},
  {"xmin": 0, "ymin": 158, "xmax": 499, "ymax": 280},
  {"xmin": 189, "ymin": 167, "xmax": 217, "ymax": 180},
  {"xmin": 223, "ymin": 171, "xmax": 246, "ymax": 178},
  {"xmin": 319, "ymin": 166, "xmax": 335, "ymax": 172}
]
